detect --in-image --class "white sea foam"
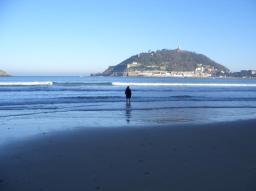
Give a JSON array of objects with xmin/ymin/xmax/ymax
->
[
  {"xmin": 112, "ymin": 82, "xmax": 256, "ymax": 87},
  {"xmin": 0, "ymin": 81, "xmax": 53, "ymax": 86}
]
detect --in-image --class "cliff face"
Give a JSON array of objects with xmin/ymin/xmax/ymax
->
[
  {"xmin": 99, "ymin": 49, "xmax": 229, "ymax": 76},
  {"xmin": 0, "ymin": 69, "xmax": 9, "ymax": 76}
]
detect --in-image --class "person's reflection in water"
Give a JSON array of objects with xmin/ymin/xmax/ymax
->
[{"xmin": 125, "ymin": 102, "xmax": 132, "ymax": 124}]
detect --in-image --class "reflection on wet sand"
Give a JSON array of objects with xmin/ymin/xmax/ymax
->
[{"xmin": 125, "ymin": 102, "xmax": 132, "ymax": 123}]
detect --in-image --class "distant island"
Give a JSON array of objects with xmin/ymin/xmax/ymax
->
[
  {"xmin": 92, "ymin": 48, "xmax": 255, "ymax": 78},
  {"xmin": 0, "ymin": 69, "xmax": 9, "ymax": 77}
]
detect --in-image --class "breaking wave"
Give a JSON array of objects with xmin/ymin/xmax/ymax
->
[
  {"xmin": 0, "ymin": 81, "xmax": 53, "ymax": 86},
  {"xmin": 112, "ymin": 82, "xmax": 256, "ymax": 87}
]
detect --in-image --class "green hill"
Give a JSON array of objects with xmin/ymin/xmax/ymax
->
[{"xmin": 98, "ymin": 49, "xmax": 229, "ymax": 77}]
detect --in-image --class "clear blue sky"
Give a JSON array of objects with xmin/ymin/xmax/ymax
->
[{"xmin": 0, "ymin": 0, "xmax": 255, "ymax": 75}]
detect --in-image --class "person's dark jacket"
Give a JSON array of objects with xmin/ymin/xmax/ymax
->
[{"xmin": 125, "ymin": 87, "xmax": 132, "ymax": 98}]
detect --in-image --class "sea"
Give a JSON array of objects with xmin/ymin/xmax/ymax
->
[{"xmin": 1, "ymin": 76, "xmax": 256, "ymax": 146}]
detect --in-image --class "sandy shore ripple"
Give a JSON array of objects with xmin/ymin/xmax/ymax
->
[{"xmin": 1, "ymin": 120, "xmax": 256, "ymax": 191}]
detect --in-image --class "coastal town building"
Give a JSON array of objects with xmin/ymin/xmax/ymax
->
[
  {"xmin": 230, "ymin": 70, "xmax": 256, "ymax": 78},
  {"xmin": 127, "ymin": 62, "xmax": 214, "ymax": 77}
]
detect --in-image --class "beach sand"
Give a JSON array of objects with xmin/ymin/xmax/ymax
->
[{"xmin": 0, "ymin": 120, "xmax": 256, "ymax": 191}]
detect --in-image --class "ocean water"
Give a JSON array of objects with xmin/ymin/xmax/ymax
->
[{"xmin": 1, "ymin": 76, "xmax": 256, "ymax": 145}]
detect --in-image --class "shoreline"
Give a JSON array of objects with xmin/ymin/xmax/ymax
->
[{"xmin": 1, "ymin": 119, "xmax": 256, "ymax": 190}]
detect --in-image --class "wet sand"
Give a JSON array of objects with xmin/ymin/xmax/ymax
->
[{"xmin": 0, "ymin": 120, "xmax": 256, "ymax": 191}]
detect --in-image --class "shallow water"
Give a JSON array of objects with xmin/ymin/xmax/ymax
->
[{"xmin": 1, "ymin": 76, "xmax": 256, "ymax": 145}]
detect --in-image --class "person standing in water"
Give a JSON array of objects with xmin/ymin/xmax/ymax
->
[{"xmin": 125, "ymin": 86, "xmax": 132, "ymax": 104}]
